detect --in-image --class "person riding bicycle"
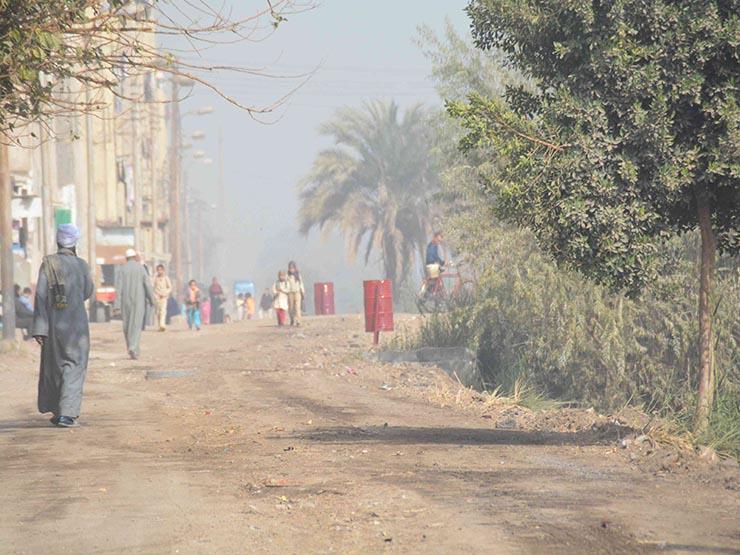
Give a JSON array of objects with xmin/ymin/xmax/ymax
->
[
  {"xmin": 424, "ymin": 232, "xmax": 446, "ymax": 295},
  {"xmin": 426, "ymin": 231, "xmax": 446, "ymax": 268}
]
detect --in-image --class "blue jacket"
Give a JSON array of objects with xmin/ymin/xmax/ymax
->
[{"xmin": 426, "ymin": 242, "xmax": 445, "ymax": 266}]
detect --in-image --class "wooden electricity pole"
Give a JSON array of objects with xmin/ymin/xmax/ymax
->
[
  {"xmin": 84, "ymin": 88, "xmax": 97, "ymax": 273},
  {"xmin": 38, "ymin": 123, "xmax": 54, "ymax": 254},
  {"xmin": 149, "ymin": 80, "xmax": 159, "ymax": 262},
  {"xmin": 132, "ymin": 89, "xmax": 142, "ymax": 252},
  {"xmin": 168, "ymin": 76, "xmax": 182, "ymax": 295}
]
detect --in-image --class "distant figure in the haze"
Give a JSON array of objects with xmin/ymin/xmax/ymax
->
[
  {"xmin": 209, "ymin": 277, "xmax": 225, "ymax": 324},
  {"xmin": 14, "ymin": 284, "xmax": 34, "ymax": 339},
  {"xmin": 259, "ymin": 288, "xmax": 273, "ymax": 320},
  {"xmin": 116, "ymin": 248, "xmax": 155, "ymax": 359},
  {"xmin": 236, "ymin": 293, "xmax": 245, "ymax": 321},
  {"xmin": 32, "ymin": 224, "xmax": 94, "ymax": 428},
  {"xmin": 426, "ymin": 231, "xmax": 446, "ymax": 268},
  {"xmin": 245, "ymin": 292, "xmax": 255, "ymax": 320},
  {"xmin": 201, "ymin": 295, "xmax": 211, "ymax": 325},
  {"xmin": 185, "ymin": 280, "xmax": 202, "ymax": 331},
  {"xmin": 153, "ymin": 264, "xmax": 172, "ymax": 331},
  {"xmin": 272, "ymin": 271, "xmax": 290, "ymax": 327},
  {"xmin": 287, "ymin": 261, "xmax": 305, "ymax": 327}
]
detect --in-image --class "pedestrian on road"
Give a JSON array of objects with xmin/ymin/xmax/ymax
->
[
  {"xmin": 209, "ymin": 277, "xmax": 225, "ymax": 324},
  {"xmin": 14, "ymin": 285, "xmax": 34, "ymax": 339},
  {"xmin": 20, "ymin": 286, "xmax": 34, "ymax": 311},
  {"xmin": 245, "ymin": 292, "xmax": 255, "ymax": 320},
  {"xmin": 185, "ymin": 280, "xmax": 202, "ymax": 331},
  {"xmin": 272, "ymin": 271, "xmax": 290, "ymax": 327},
  {"xmin": 115, "ymin": 248, "xmax": 155, "ymax": 359},
  {"xmin": 287, "ymin": 261, "xmax": 305, "ymax": 327},
  {"xmin": 236, "ymin": 293, "xmax": 245, "ymax": 321},
  {"xmin": 166, "ymin": 294, "xmax": 180, "ymax": 325},
  {"xmin": 153, "ymin": 264, "xmax": 172, "ymax": 332},
  {"xmin": 31, "ymin": 224, "xmax": 94, "ymax": 428},
  {"xmin": 259, "ymin": 288, "xmax": 273, "ymax": 320},
  {"xmin": 201, "ymin": 294, "xmax": 211, "ymax": 325}
]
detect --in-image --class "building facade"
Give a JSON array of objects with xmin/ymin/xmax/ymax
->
[{"xmin": 8, "ymin": 72, "xmax": 174, "ymax": 291}]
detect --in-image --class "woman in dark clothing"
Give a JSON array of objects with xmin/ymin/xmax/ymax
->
[{"xmin": 209, "ymin": 277, "xmax": 225, "ymax": 324}]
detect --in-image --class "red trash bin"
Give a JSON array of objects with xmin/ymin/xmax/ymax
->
[
  {"xmin": 313, "ymin": 282, "xmax": 336, "ymax": 315},
  {"xmin": 363, "ymin": 280, "xmax": 393, "ymax": 344}
]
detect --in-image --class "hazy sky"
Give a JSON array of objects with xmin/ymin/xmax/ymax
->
[{"xmin": 179, "ymin": 1, "xmax": 470, "ymax": 310}]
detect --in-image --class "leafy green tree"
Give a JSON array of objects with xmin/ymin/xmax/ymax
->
[
  {"xmin": 0, "ymin": 0, "xmax": 117, "ymax": 133},
  {"xmin": 298, "ymin": 100, "xmax": 439, "ymax": 288},
  {"xmin": 0, "ymin": 0, "xmax": 305, "ymax": 135},
  {"xmin": 451, "ymin": 0, "xmax": 739, "ymax": 431}
]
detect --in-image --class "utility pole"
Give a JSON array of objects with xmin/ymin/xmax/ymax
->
[
  {"xmin": 183, "ymin": 169, "xmax": 193, "ymax": 280},
  {"xmin": 217, "ymin": 126, "xmax": 224, "ymax": 277},
  {"xmin": 149, "ymin": 77, "xmax": 158, "ymax": 262},
  {"xmin": 84, "ymin": 88, "xmax": 97, "ymax": 276},
  {"xmin": 0, "ymin": 141, "xmax": 16, "ymax": 342},
  {"xmin": 132, "ymin": 87, "xmax": 142, "ymax": 252},
  {"xmin": 168, "ymin": 76, "xmax": 182, "ymax": 295},
  {"xmin": 197, "ymin": 205, "xmax": 205, "ymax": 281},
  {"xmin": 38, "ymin": 123, "xmax": 54, "ymax": 254},
  {"xmin": 218, "ymin": 127, "xmax": 224, "ymax": 214}
]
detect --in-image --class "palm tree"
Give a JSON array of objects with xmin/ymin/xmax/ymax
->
[{"xmin": 298, "ymin": 100, "xmax": 439, "ymax": 287}]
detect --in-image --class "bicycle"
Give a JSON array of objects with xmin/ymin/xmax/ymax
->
[{"xmin": 416, "ymin": 262, "xmax": 476, "ymax": 314}]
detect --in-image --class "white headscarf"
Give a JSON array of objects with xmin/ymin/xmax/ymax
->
[{"xmin": 56, "ymin": 224, "xmax": 80, "ymax": 248}]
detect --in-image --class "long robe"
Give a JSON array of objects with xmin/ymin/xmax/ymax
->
[
  {"xmin": 209, "ymin": 283, "xmax": 225, "ymax": 324},
  {"xmin": 115, "ymin": 260, "xmax": 155, "ymax": 357},
  {"xmin": 32, "ymin": 252, "xmax": 94, "ymax": 417}
]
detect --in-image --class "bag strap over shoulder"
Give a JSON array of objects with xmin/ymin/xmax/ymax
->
[{"xmin": 43, "ymin": 254, "xmax": 65, "ymax": 288}]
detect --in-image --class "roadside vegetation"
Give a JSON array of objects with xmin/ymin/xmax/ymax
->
[
  {"xmin": 410, "ymin": 15, "xmax": 739, "ymax": 458},
  {"xmin": 299, "ymin": 8, "xmax": 739, "ymax": 457},
  {"xmin": 401, "ymin": 230, "xmax": 740, "ymax": 458}
]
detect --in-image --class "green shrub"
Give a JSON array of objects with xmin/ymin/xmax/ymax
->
[{"xmin": 410, "ymin": 228, "xmax": 739, "ymax": 454}]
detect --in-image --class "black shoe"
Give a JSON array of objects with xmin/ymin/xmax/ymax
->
[
  {"xmin": 49, "ymin": 415, "xmax": 60, "ymax": 425},
  {"xmin": 56, "ymin": 416, "xmax": 79, "ymax": 428},
  {"xmin": 129, "ymin": 350, "xmax": 138, "ymax": 360}
]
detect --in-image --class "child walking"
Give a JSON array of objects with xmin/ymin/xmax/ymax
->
[
  {"xmin": 245, "ymin": 292, "xmax": 255, "ymax": 320},
  {"xmin": 271, "ymin": 271, "xmax": 290, "ymax": 327},
  {"xmin": 185, "ymin": 280, "xmax": 202, "ymax": 331}
]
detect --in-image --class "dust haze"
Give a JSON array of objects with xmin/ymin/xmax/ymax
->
[{"xmin": 175, "ymin": 2, "xmax": 468, "ymax": 311}]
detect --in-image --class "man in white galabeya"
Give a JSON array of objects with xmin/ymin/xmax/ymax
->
[{"xmin": 115, "ymin": 248, "xmax": 155, "ymax": 359}]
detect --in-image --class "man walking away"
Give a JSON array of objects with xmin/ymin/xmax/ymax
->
[
  {"xmin": 115, "ymin": 248, "xmax": 155, "ymax": 359},
  {"xmin": 153, "ymin": 264, "xmax": 172, "ymax": 331},
  {"xmin": 32, "ymin": 224, "xmax": 94, "ymax": 428}
]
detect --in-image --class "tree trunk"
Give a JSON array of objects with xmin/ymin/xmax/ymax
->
[{"xmin": 695, "ymin": 189, "xmax": 716, "ymax": 434}]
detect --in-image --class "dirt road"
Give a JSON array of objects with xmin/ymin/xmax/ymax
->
[{"xmin": 0, "ymin": 316, "xmax": 738, "ymax": 554}]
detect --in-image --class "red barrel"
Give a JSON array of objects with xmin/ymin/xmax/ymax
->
[
  {"xmin": 363, "ymin": 280, "xmax": 394, "ymax": 333},
  {"xmin": 313, "ymin": 282, "xmax": 336, "ymax": 315}
]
